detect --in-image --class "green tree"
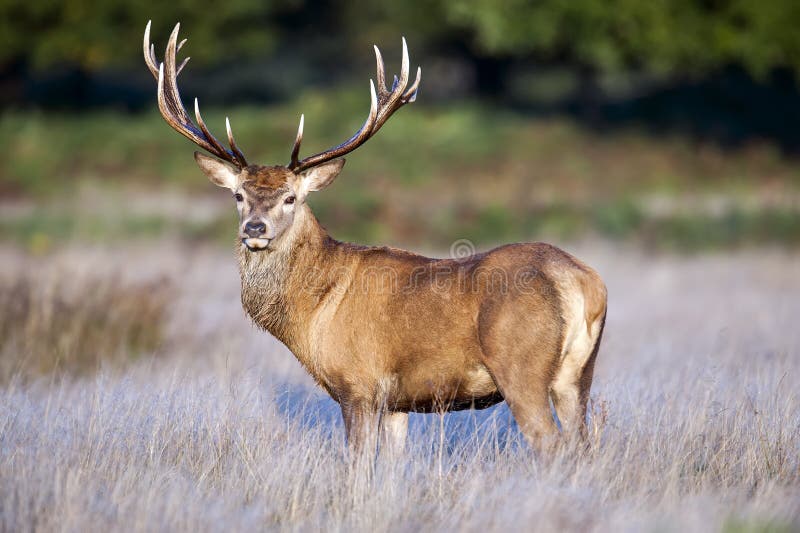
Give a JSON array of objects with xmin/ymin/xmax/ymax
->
[
  {"xmin": 0, "ymin": 0, "xmax": 287, "ymax": 70},
  {"xmin": 3, "ymin": 0, "xmax": 800, "ymax": 83},
  {"xmin": 443, "ymin": 0, "xmax": 800, "ymax": 79}
]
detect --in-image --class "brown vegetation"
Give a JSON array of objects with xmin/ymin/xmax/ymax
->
[{"xmin": 0, "ymin": 261, "xmax": 171, "ymax": 383}]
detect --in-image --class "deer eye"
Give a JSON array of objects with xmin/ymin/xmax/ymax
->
[
  {"xmin": 234, "ymin": 193, "xmax": 243, "ymax": 202},
  {"xmin": 284, "ymin": 195, "xmax": 296, "ymax": 205}
]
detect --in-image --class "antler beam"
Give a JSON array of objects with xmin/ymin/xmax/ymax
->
[
  {"xmin": 289, "ymin": 38, "xmax": 421, "ymax": 172},
  {"xmin": 144, "ymin": 21, "xmax": 247, "ymax": 168}
]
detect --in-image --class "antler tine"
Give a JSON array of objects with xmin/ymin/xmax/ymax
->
[
  {"xmin": 226, "ymin": 117, "xmax": 247, "ymax": 165},
  {"xmin": 176, "ymin": 56, "xmax": 190, "ymax": 76},
  {"xmin": 403, "ymin": 67, "xmax": 422, "ymax": 102},
  {"xmin": 143, "ymin": 21, "xmax": 160, "ymax": 79},
  {"xmin": 291, "ymin": 38, "xmax": 420, "ymax": 172},
  {"xmin": 145, "ymin": 22, "xmax": 189, "ymax": 80},
  {"xmin": 372, "ymin": 37, "xmax": 413, "ymax": 132},
  {"xmin": 290, "ymin": 114, "xmax": 305, "ymax": 168},
  {"xmin": 374, "ymin": 45, "xmax": 387, "ymax": 97},
  {"xmin": 399, "ymin": 37, "xmax": 410, "ymax": 91},
  {"xmin": 176, "ymin": 38, "xmax": 189, "ymax": 75},
  {"xmin": 149, "ymin": 22, "xmax": 247, "ymax": 167}
]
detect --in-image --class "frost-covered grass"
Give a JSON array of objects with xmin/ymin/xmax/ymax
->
[{"xmin": 1, "ymin": 243, "xmax": 798, "ymax": 531}]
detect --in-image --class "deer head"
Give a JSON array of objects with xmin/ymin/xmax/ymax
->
[{"xmin": 144, "ymin": 22, "xmax": 421, "ymax": 251}]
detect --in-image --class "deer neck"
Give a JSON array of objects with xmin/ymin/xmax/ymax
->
[{"xmin": 237, "ymin": 204, "xmax": 347, "ymax": 353}]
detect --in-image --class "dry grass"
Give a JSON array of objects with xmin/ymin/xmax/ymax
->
[
  {"xmin": 0, "ymin": 243, "xmax": 798, "ymax": 532},
  {"xmin": 0, "ymin": 253, "xmax": 172, "ymax": 383}
]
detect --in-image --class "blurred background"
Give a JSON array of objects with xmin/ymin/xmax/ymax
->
[{"xmin": 1, "ymin": 0, "xmax": 799, "ymax": 381}]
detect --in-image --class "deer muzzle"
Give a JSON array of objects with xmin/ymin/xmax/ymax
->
[{"xmin": 241, "ymin": 218, "xmax": 273, "ymax": 251}]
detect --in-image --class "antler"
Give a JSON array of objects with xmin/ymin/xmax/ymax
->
[
  {"xmin": 144, "ymin": 21, "xmax": 247, "ymax": 168},
  {"xmin": 289, "ymin": 37, "xmax": 421, "ymax": 172}
]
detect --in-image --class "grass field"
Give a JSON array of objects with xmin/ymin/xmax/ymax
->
[
  {"xmin": 1, "ymin": 242, "xmax": 798, "ymax": 531},
  {"xmin": 2, "ymin": 92, "xmax": 800, "ymax": 251}
]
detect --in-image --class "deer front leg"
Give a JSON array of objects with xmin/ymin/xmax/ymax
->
[{"xmin": 340, "ymin": 400, "xmax": 380, "ymax": 455}]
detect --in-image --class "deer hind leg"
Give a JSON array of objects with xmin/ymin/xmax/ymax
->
[
  {"xmin": 481, "ymin": 361, "xmax": 559, "ymax": 454},
  {"xmin": 502, "ymin": 379, "xmax": 559, "ymax": 454},
  {"xmin": 478, "ymin": 302, "xmax": 562, "ymax": 454},
  {"xmin": 550, "ymin": 311, "xmax": 606, "ymax": 441}
]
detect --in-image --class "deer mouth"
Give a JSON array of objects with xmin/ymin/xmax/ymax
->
[{"xmin": 242, "ymin": 238, "xmax": 271, "ymax": 251}]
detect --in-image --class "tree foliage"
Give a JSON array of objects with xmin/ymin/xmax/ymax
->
[
  {"xmin": 2, "ymin": 0, "xmax": 800, "ymax": 80},
  {"xmin": 444, "ymin": 0, "xmax": 800, "ymax": 79},
  {"xmin": 0, "ymin": 0, "xmax": 285, "ymax": 69}
]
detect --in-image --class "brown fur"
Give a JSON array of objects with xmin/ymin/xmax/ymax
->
[{"xmin": 225, "ymin": 165, "xmax": 608, "ymax": 452}]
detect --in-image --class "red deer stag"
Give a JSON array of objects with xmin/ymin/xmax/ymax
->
[{"xmin": 143, "ymin": 22, "xmax": 607, "ymax": 453}]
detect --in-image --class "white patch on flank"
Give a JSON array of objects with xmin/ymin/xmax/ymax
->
[{"xmin": 550, "ymin": 272, "xmax": 596, "ymax": 407}]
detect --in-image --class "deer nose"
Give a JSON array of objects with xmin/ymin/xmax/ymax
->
[{"xmin": 244, "ymin": 220, "xmax": 267, "ymax": 237}]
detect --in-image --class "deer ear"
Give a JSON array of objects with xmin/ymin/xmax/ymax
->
[
  {"xmin": 194, "ymin": 152, "xmax": 240, "ymax": 190},
  {"xmin": 297, "ymin": 159, "xmax": 345, "ymax": 198}
]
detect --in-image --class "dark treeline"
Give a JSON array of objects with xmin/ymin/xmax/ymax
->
[{"xmin": 3, "ymin": 0, "xmax": 800, "ymax": 149}]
